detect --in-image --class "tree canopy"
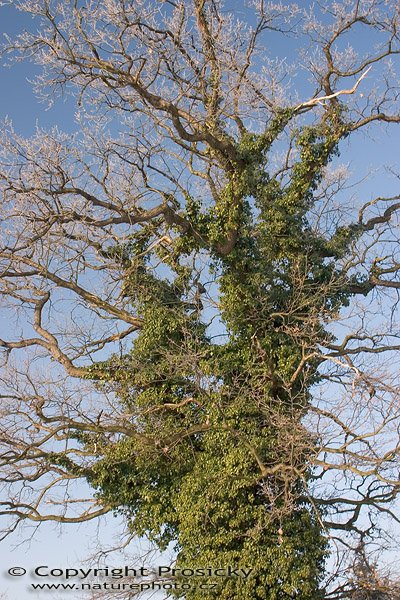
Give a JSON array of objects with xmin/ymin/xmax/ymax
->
[{"xmin": 0, "ymin": 1, "xmax": 400, "ymax": 598}]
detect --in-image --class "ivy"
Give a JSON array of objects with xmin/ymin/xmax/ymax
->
[{"xmin": 66, "ymin": 111, "xmax": 359, "ymax": 599}]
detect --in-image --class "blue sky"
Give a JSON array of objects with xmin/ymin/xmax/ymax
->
[
  {"xmin": 0, "ymin": 4, "xmax": 78, "ymax": 134},
  {"xmin": 0, "ymin": 7, "xmax": 167, "ymax": 599},
  {"xmin": 0, "ymin": 6, "xmax": 73, "ymax": 598},
  {"xmin": 0, "ymin": 2, "xmax": 399, "ymax": 599}
]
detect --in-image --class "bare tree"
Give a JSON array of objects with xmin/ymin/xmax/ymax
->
[{"xmin": 0, "ymin": 0, "xmax": 400, "ymax": 597}]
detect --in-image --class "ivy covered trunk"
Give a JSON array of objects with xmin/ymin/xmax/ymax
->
[
  {"xmin": 86, "ymin": 115, "xmax": 354, "ymax": 599},
  {"xmin": 2, "ymin": 2, "xmax": 399, "ymax": 598}
]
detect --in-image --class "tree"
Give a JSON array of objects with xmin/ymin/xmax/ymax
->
[{"xmin": 0, "ymin": 0, "xmax": 400, "ymax": 598}]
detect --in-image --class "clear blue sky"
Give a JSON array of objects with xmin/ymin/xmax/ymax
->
[
  {"xmin": 0, "ymin": 4, "xmax": 78, "ymax": 134},
  {"xmin": 0, "ymin": 7, "xmax": 167, "ymax": 599}
]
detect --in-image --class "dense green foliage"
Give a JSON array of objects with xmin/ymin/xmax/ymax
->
[{"xmin": 83, "ymin": 114, "xmax": 357, "ymax": 599}]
